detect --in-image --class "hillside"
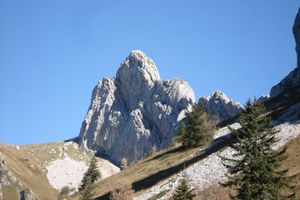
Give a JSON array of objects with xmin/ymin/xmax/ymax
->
[
  {"xmin": 0, "ymin": 142, "xmax": 119, "ymax": 200},
  {"xmin": 71, "ymin": 83, "xmax": 300, "ymax": 199},
  {"xmin": 73, "ymin": 122, "xmax": 300, "ymax": 200}
]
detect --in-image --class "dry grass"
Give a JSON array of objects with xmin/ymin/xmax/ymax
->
[
  {"xmin": 73, "ymin": 144, "xmax": 201, "ymax": 199},
  {"xmin": 0, "ymin": 141, "xmax": 96, "ymax": 200},
  {"xmin": 1, "ymin": 125, "xmax": 299, "ymax": 200},
  {"xmin": 282, "ymin": 136, "xmax": 300, "ymax": 197},
  {"xmin": 1, "ymin": 184, "xmax": 19, "ymax": 200},
  {"xmin": 195, "ymin": 185, "xmax": 230, "ymax": 200}
]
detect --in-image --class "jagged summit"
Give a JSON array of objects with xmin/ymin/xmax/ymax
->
[
  {"xmin": 199, "ymin": 91, "xmax": 242, "ymax": 123},
  {"xmin": 116, "ymin": 50, "xmax": 161, "ymax": 109},
  {"xmin": 78, "ymin": 50, "xmax": 195, "ymax": 164},
  {"xmin": 117, "ymin": 50, "xmax": 161, "ymax": 83}
]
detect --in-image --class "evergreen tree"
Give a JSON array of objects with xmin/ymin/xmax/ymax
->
[
  {"xmin": 80, "ymin": 176, "xmax": 94, "ymax": 200},
  {"xmin": 176, "ymin": 102, "xmax": 216, "ymax": 148},
  {"xmin": 173, "ymin": 177, "xmax": 195, "ymax": 200},
  {"xmin": 79, "ymin": 156, "xmax": 101, "ymax": 191},
  {"xmin": 221, "ymin": 99, "xmax": 296, "ymax": 200}
]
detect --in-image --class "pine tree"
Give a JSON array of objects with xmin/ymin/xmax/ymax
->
[
  {"xmin": 79, "ymin": 156, "xmax": 101, "ymax": 191},
  {"xmin": 80, "ymin": 176, "xmax": 94, "ymax": 200},
  {"xmin": 173, "ymin": 177, "xmax": 195, "ymax": 200},
  {"xmin": 221, "ymin": 99, "xmax": 296, "ymax": 200},
  {"xmin": 176, "ymin": 102, "xmax": 216, "ymax": 148}
]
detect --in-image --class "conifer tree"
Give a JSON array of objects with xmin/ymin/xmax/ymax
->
[
  {"xmin": 173, "ymin": 177, "xmax": 195, "ymax": 200},
  {"xmin": 80, "ymin": 176, "xmax": 94, "ymax": 200},
  {"xmin": 79, "ymin": 156, "xmax": 101, "ymax": 191},
  {"xmin": 176, "ymin": 102, "xmax": 216, "ymax": 148},
  {"xmin": 221, "ymin": 99, "xmax": 296, "ymax": 200}
]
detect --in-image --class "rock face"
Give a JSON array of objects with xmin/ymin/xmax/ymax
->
[
  {"xmin": 199, "ymin": 91, "xmax": 242, "ymax": 123},
  {"xmin": 270, "ymin": 9, "xmax": 300, "ymax": 98},
  {"xmin": 78, "ymin": 50, "xmax": 195, "ymax": 164}
]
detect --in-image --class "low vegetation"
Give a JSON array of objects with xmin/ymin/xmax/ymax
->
[
  {"xmin": 176, "ymin": 102, "xmax": 216, "ymax": 148},
  {"xmin": 79, "ymin": 156, "xmax": 101, "ymax": 191},
  {"xmin": 172, "ymin": 176, "xmax": 195, "ymax": 200},
  {"xmin": 110, "ymin": 181, "xmax": 134, "ymax": 200},
  {"xmin": 79, "ymin": 156, "xmax": 101, "ymax": 200}
]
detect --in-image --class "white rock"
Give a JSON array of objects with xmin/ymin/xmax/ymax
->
[
  {"xmin": 199, "ymin": 91, "xmax": 242, "ymax": 123},
  {"xmin": 46, "ymin": 157, "xmax": 88, "ymax": 191},
  {"xmin": 78, "ymin": 50, "xmax": 195, "ymax": 164}
]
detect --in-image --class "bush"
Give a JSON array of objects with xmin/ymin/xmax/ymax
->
[
  {"xmin": 176, "ymin": 102, "xmax": 216, "ymax": 148},
  {"xmin": 110, "ymin": 181, "xmax": 134, "ymax": 200},
  {"xmin": 60, "ymin": 186, "xmax": 70, "ymax": 196}
]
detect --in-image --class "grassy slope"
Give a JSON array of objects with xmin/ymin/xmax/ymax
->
[
  {"xmin": 0, "ymin": 143, "xmax": 58, "ymax": 200},
  {"xmin": 0, "ymin": 142, "xmax": 97, "ymax": 200},
  {"xmin": 283, "ymin": 136, "xmax": 300, "ymax": 197},
  {"xmin": 73, "ymin": 144, "xmax": 202, "ymax": 199},
  {"xmin": 72, "ymin": 133, "xmax": 300, "ymax": 200},
  {"xmin": 75, "ymin": 87, "xmax": 300, "ymax": 199}
]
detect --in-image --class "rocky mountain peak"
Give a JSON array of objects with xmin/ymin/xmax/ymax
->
[
  {"xmin": 116, "ymin": 50, "xmax": 160, "ymax": 84},
  {"xmin": 209, "ymin": 91, "xmax": 232, "ymax": 104},
  {"xmin": 200, "ymin": 91, "xmax": 242, "ymax": 123},
  {"xmin": 79, "ymin": 50, "xmax": 195, "ymax": 164},
  {"xmin": 116, "ymin": 50, "xmax": 161, "ymax": 109}
]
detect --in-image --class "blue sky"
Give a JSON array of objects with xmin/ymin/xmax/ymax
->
[{"xmin": 0, "ymin": 1, "xmax": 299, "ymax": 145}]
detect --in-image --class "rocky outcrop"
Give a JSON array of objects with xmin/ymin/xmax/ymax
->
[
  {"xmin": 257, "ymin": 94, "xmax": 270, "ymax": 103},
  {"xmin": 270, "ymin": 9, "xmax": 300, "ymax": 98},
  {"xmin": 78, "ymin": 50, "xmax": 195, "ymax": 164},
  {"xmin": 199, "ymin": 91, "xmax": 242, "ymax": 123},
  {"xmin": 270, "ymin": 67, "xmax": 300, "ymax": 98}
]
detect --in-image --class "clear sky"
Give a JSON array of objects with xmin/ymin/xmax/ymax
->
[{"xmin": 0, "ymin": 1, "xmax": 299, "ymax": 145}]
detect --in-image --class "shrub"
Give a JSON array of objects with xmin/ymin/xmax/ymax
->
[
  {"xmin": 176, "ymin": 102, "xmax": 216, "ymax": 148},
  {"xmin": 110, "ymin": 181, "xmax": 134, "ymax": 200}
]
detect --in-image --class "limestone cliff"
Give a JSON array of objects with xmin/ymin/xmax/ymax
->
[{"xmin": 78, "ymin": 50, "xmax": 195, "ymax": 164}]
